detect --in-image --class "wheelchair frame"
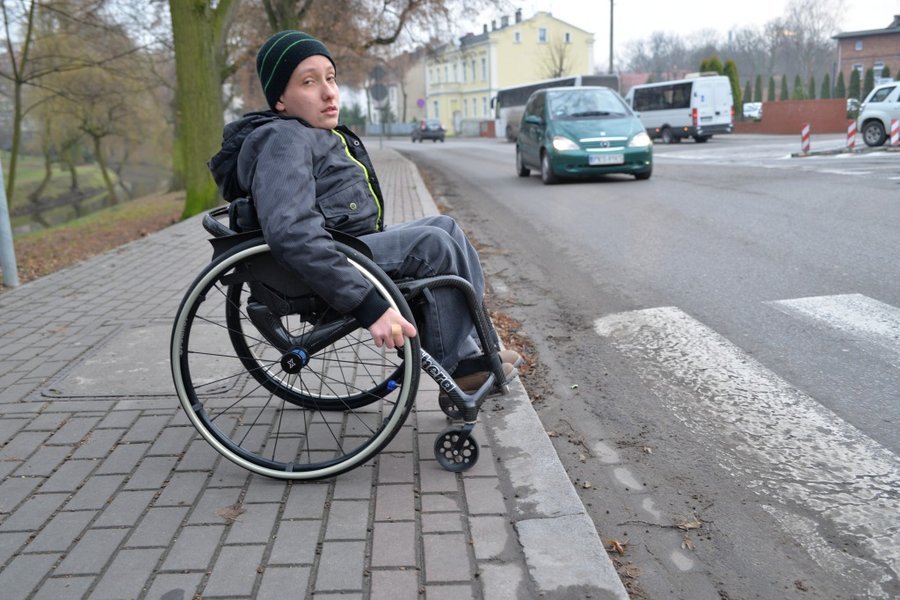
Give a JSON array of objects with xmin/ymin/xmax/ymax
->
[{"xmin": 170, "ymin": 206, "xmax": 509, "ymax": 480}]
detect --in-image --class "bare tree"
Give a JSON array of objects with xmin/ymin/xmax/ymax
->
[
  {"xmin": 728, "ymin": 26, "xmax": 769, "ymax": 82},
  {"xmin": 1, "ymin": 0, "xmax": 149, "ymax": 203},
  {"xmin": 2, "ymin": 0, "xmax": 40, "ymax": 203},
  {"xmin": 541, "ymin": 35, "xmax": 571, "ymax": 79},
  {"xmin": 783, "ymin": 0, "xmax": 846, "ymax": 80},
  {"xmin": 624, "ymin": 31, "xmax": 688, "ymax": 79},
  {"xmin": 623, "ymin": 0, "xmax": 843, "ymax": 92}
]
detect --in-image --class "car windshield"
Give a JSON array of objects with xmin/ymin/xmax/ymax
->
[{"xmin": 548, "ymin": 90, "xmax": 627, "ymax": 119}]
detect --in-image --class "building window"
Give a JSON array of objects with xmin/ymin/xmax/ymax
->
[
  {"xmin": 854, "ymin": 40, "xmax": 863, "ymax": 51},
  {"xmin": 853, "ymin": 63, "xmax": 864, "ymax": 73},
  {"xmin": 433, "ymin": 100, "xmax": 439, "ymax": 119},
  {"xmin": 565, "ymin": 32, "xmax": 571, "ymax": 43},
  {"xmin": 482, "ymin": 96, "xmax": 488, "ymax": 116},
  {"xmin": 514, "ymin": 31, "xmax": 521, "ymax": 43},
  {"xmin": 874, "ymin": 61, "xmax": 885, "ymax": 76},
  {"xmin": 471, "ymin": 60, "xmax": 476, "ymax": 81},
  {"xmin": 481, "ymin": 57, "xmax": 487, "ymax": 80},
  {"xmin": 444, "ymin": 65, "xmax": 448, "ymax": 81},
  {"xmin": 538, "ymin": 28, "xmax": 547, "ymax": 43}
]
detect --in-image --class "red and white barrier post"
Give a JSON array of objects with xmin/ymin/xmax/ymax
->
[
  {"xmin": 800, "ymin": 123, "xmax": 810, "ymax": 154},
  {"xmin": 891, "ymin": 118, "xmax": 899, "ymax": 147},
  {"xmin": 846, "ymin": 119, "xmax": 857, "ymax": 150}
]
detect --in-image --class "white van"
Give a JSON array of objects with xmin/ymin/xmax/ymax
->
[{"xmin": 624, "ymin": 74, "xmax": 734, "ymax": 143}]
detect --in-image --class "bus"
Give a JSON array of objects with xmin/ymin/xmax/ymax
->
[
  {"xmin": 623, "ymin": 74, "xmax": 734, "ymax": 143},
  {"xmin": 492, "ymin": 74, "xmax": 619, "ymax": 141}
]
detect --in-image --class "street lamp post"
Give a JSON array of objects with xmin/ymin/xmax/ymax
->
[
  {"xmin": 0, "ymin": 165, "xmax": 20, "ymax": 288},
  {"xmin": 609, "ymin": 0, "xmax": 614, "ymax": 74}
]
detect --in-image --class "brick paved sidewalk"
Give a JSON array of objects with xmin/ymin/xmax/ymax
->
[{"xmin": 0, "ymin": 146, "xmax": 626, "ymax": 599}]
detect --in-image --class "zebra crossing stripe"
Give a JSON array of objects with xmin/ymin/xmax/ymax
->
[
  {"xmin": 767, "ymin": 293, "xmax": 900, "ymax": 360},
  {"xmin": 594, "ymin": 306, "xmax": 900, "ymax": 587}
]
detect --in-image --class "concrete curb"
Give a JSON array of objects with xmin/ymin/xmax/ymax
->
[{"xmin": 388, "ymin": 148, "xmax": 629, "ymax": 598}]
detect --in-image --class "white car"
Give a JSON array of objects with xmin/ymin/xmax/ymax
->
[
  {"xmin": 743, "ymin": 102, "xmax": 762, "ymax": 120},
  {"xmin": 858, "ymin": 82, "xmax": 900, "ymax": 146}
]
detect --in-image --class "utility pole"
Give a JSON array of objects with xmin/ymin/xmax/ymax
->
[
  {"xmin": 608, "ymin": 0, "xmax": 614, "ymax": 74},
  {"xmin": 0, "ymin": 164, "xmax": 20, "ymax": 288}
]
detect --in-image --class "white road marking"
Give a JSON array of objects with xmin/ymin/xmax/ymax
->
[
  {"xmin": 594, "ymin": 306, "xmax": 899, "ymax": 596},
  {"xmin": 767, "ymin": 293, "xmax": 900, "ymax": 366}
]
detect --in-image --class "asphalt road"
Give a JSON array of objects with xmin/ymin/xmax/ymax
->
[{"xmin": 391, "ymin": 133, "xmax": 900, "ymax": 600}]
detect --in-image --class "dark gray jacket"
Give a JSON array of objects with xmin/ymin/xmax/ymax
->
[{"xmin": 209, "ymin": 112, "xmax": 389, "ymax": 326}]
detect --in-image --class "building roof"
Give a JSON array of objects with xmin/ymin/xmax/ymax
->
[
  {"xmin": 457, "ymin": 9, "xmax": 595, "ymax": 48},
  {"xmin": 832, "ymin": 15, "xmax": 900, "ymax": 39}
]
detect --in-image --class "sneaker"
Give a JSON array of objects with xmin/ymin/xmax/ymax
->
[
  {"xmin": 451, "ymin": 363, "xmax": 517, "ymax": 393},
  {"xmin": 499, "ymin": 349, "xmax": 524, "ymax": 368},
  {"xmin": 453, "ymin": 350, "xmax": 524, "ymax": 378}
]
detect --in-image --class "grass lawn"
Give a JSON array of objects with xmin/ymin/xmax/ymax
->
[{"xmin": 2, "ymin": 192, "xmax": 185, "ymax": 288}]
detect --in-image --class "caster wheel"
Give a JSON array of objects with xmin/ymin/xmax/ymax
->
[
  {"xmin": 438, "ymin": 394, "xmax": 463, "ymax": 420},
  {"xmin": 434, "ymin": 427, "xmax": 479, "ymax": 471}
]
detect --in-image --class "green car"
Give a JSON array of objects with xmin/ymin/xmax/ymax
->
[{"xmin": 515, "ymin": 86, "xmax": 653, "ymax": 184}]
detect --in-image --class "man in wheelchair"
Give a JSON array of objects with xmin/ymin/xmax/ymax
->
[{"xmin": 208, "ymin": 30, "xmax": 520, "ymax": 393}]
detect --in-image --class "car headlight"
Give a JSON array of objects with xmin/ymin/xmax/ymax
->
[
  {"xmin": 552, "ymin": 136, "xmax": 580, "ymax": 151},
  {"xmin": 629, "ymin": 132, "xmax": 652, "ymax": 147}
]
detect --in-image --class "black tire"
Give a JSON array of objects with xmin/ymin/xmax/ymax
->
[
  {"xmin": 516, "ymin": 147, "xmax": 530, "ymax": 177},
  {"xmin": 171, "ymin": 239, "xmax": 420, "ymax": 480},
  {"xmin": 862, "ymin": 121, "xmax": 886, "ymax": 147},
  {"xmin": 693, "ymin": 135, "xmax": 709, "ymax": 143},
  {"xmin": 540, "ymin": 151, "xmax": 558, "ymax": 185},
  {"xmin": 635, "ymin": 168, "xmax": 652, "ymax": 180},
  {"xmin": 434, "ymin": 427, "xmax": 479, "ymax": 471},
  {"xmin": 660, "ymin": 127, "xmax": 674, "ymax": 144}
]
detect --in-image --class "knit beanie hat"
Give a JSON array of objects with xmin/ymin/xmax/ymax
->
[{"xmin": 256, "ymin": 30, "xmax": 335, "ymax": 110}]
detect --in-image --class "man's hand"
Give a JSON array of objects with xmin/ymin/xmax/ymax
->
[{"xmin": 368, "ymin": 308, "xmax": 417, "ymax": 349}]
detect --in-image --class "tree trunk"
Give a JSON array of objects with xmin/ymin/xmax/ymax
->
[
  {"xmin": 66, "ymin": 160, "xmax": 79, "ymax": 191},
  {"xmin": 28, "ymin": 148, "xmax": 53, "ymax": 202},
  {"xmin": 6, "ymin": 75, "xmax": 24, "ymax": 205},
  {"xmin": 169, "ymin": 0, "xmax": 239, "ymax": 219},
  {"xmin": 91, "ymin": 135, "xmax": 119, "ymax": 205}
]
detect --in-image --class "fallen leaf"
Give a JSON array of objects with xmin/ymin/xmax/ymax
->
[
  {"xmin": 681, "ymin": 535, "xmax": 695, "ymax": 550},
  {"xmin": 217, "ymin": 502, "xmax": 246, "ymax": 524},
  {"xmin": 606, "ymin": 539, "xmax": 628, "ymax": 554},
  {"xmin": 675, "ymin": 515, "xmax": 702, "ymax": 531},
  {"xmin": 581, "ymin": 481, "xmax": 593, "ymax": 489}
]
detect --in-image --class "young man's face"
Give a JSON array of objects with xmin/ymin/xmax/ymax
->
[{"xmin": 276, "ymin": 54, "xmax": 340, "ymax": 129}]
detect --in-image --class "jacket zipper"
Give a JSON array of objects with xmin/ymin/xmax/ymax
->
[{"xmin": 332, "ymin": 130, "xmax": 383, "ymax": 231}]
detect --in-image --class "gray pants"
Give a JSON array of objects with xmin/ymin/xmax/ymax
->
[{"xmin": 361, "ymin": 215, "xmax": 483, "ymax": 373}]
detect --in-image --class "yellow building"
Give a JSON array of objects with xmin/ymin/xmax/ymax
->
[{"xmin": 423, "ymin": 10, "xmax": 595, "ymax": 137}]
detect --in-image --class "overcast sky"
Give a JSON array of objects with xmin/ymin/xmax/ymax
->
[{"xmin": 484, "ymin": 0, "xmax": 900, "ymax": 69}]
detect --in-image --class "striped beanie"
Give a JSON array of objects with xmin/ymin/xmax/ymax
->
[{"xmin": 256, "ymin": 31, "xmax": 335, "ymax": 110}]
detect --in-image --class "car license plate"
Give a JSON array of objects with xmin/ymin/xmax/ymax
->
[{"xmin": 589, "ymin": 154, "xmax": 624, "ymax": 166}]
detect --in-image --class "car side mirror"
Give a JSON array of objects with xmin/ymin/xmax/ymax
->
[{"xmin": 524, "ymin": 114, "xmax": 543, "ymax": 125}]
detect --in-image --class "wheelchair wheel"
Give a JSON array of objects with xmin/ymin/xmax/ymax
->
[
  {"xmin": 224, "ymin": 279, "xmax": 404, "ymax": 411},
  {"xmin": 171, "ymin": 238, "xmax": 420, "ymax": 480}
]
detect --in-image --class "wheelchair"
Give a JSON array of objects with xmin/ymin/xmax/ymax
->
[{"xmin": 170, "ymin": 203, "xmax": 510, "ymax": 480}]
